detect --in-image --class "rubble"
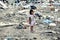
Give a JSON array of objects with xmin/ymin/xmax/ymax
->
[{"xmin": 0, "ymin": 1, "xmax": 60, "ymax": 40}]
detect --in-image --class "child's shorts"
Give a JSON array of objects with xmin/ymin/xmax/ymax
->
[{"xmin": 30, "ymin": 21, "xmax": 35, "ymax": 26}]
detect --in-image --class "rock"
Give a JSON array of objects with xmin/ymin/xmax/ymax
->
[
  {"xmin": 42, "ymin": 30, "xmax": 56, "ymax": 34},
  {"xmin": 21, "ymin": 37, "xmax": 28, "ymax": 40},
  {"xmin": 53, "ymin": 37, "xmax": 57, "ymax": 40},
  {"xmin": 4, "ymin": 37, "xmax": 19, "ymax": 40},
  {"xmin": 33, "ymin": 37, "xmax": 37, "ymax": 40},
  {"xmin": 30, "ymin": 39, "xmax": 32, "ymax": 40},
  {"xmin": 15, "ymin": 39, "xmax": 18, "ymax": 40},
  {"xmin": 57, "ymin": 37, "xmax": 60, "ymax": 40},
  {"xmin": 4, "ymin": 37, "xmax": 13, "ymax": 40}
]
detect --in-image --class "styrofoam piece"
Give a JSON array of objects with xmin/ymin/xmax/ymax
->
[
  {"xmin": 57, "ymin": 18, "xmax": 60, "ymax": 22},
  {"xmin": 23, "ymin": 22, "xmax": 30, "ymax": 26},
  {"xmin": 43, "ymin": 15, "xmax": 46, "ymax": 18},
  {"xmin": 50, "ymin": 16, "xmax": 54, "ymax": 19},
  {"xmin": 48, "ymin": 16, "xmax": 54, "ymax": 19},
  {"xmin": 0, "ymin": 1, "xmax": 8, "ymax": 9},
  {"xmin": 0, "ymin": 22, "xmax": 19, "ymax": 26},
  {"xmin": 49, "ymin": 23, "xmax": 56, "ymax": 27},
  {"xmin": 18, "ymin": 9, "xmax": 30, "ymax": 13},
  {"xmin": 55, "ymin": 9, "xmax": 58, "ymax": 12},
  {"xmin": 18, "ymin": 10, "xmax": 26, "ymax": 13}
]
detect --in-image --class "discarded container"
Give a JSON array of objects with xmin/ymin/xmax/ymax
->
[
  {"xmin": 4, "ymin": 37, "xmax": 13, "ymax": 40},
  {"xmin": 35, "ymin": 13, "xmax": 42, "ymax": 19},
  {"xmin": 16, "ymin": 24, "xmax": 23, "ymax": 29},
  {"xmin": 43, "ymin": 19, "xmax": 52, "ymax": 24}
]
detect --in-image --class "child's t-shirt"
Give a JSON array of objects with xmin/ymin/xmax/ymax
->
[
  {"xmin": 29, "ymin": 15, "xmax": 35, "ymax": 22},
  {"xmin": 28, "ymin": 14, "xmax": 35, "ymax": 26}
]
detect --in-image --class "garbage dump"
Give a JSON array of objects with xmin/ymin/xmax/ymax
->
[
  {"xmin": 0, "ymin": 1, "xmax": 8, "ymax": 9},
  {"xmin": 0, "ymin": 0, "xmax": 60, "ymax": 40}
]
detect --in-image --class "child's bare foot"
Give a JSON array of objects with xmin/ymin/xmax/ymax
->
[{"xmin": 31, "ymin": 31, "xmax": 34, "ymax": 33}]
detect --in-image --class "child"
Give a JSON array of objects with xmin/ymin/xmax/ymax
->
[{"xmin": 29, "ymin": 9, "xmax": 35, "ymax": 32}]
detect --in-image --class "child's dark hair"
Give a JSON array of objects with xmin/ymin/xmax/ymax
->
[{"xmin": 30, "ymin": 9, "xmax": 34, "ymax": 15}]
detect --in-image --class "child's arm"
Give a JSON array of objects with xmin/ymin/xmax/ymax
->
[{"xmin": 29, "ymin": 17, "xmax": 31, "ymax": 24}]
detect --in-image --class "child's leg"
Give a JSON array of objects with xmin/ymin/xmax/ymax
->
[
  {"xmin": 30, "ymin": 26, "xmax": 33, "ymax": 32},
  {"xmin": 30, "ymin": 21, "xmax": 35, "ymax": 32}
]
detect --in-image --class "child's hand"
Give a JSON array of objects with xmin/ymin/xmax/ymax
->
[{"xmin": 27, "ymin": 19, "xmax": 29, "ymax": 22}]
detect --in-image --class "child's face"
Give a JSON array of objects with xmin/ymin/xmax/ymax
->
[{"xmin": 32, "ymin": 11, "xmax": 34, "ymax": 14}]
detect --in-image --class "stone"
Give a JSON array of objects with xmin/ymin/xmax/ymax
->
[
  {"xmin": 30, "ymin": 39, "xmax": 32, "ymax": 40},
  {"xmin": 4, "ymin": 37, "xmax": 13, "ymax": 40},
  {"xmin": 42, "ymin": 30, "xmax": 56, "ymax": 34},
  {"xmin": 33, "ymin": 37, "xmax": 37, "ymax": 40},
  {"xmin": 57, "ymin": 37, "xmax": 60, "ymax": 40}
]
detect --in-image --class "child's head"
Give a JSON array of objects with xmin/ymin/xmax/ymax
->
[{"xmin": 30, "ymin": 9, "xmax": 34, "ymax": 15}]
